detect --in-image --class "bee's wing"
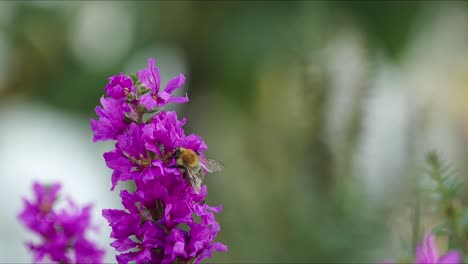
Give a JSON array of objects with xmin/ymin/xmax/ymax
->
[
  {"xmin": 200, "ymin": 156, "xmax": 224, "ymax": 173},
  {"xmin": 186, "ymin": 167, "xmax": 202, "ymax": 194}
]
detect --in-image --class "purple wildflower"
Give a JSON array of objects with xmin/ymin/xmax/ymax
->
[
  {"xmin": 92, "ymin": 58, "xmax": 226, "ymax": 264},
  {"xmin": 415, "ymin": 233, "xmax": 462, "ymax": 264},
  {"xmin": 18, "ymin": 181, "xmax": 105, "ymax": 264},
  {"xmin": 90, "ymin": 58, "xmax": 188, "ymax": 142},
  {"xmin": 138, "ymin": 58, "xmax": 189, "ymax": 110},
  {"xmin": 105, "ymin": 73, "xmax": 134, "ymax": 100}
]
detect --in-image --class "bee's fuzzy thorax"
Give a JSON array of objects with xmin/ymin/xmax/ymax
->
[{"xmin": 179, "ymin": 148, "xmax": 199, "ymax": 168}]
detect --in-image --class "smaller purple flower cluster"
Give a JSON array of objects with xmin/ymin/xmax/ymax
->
[
  {"xmin": 383, "ymin": 232, "xmax": 462, "ymax": 264},
  {"xmin": 415, "ymin": 233, "xmax": 461, "ymax": 264},
  {"xmin": 18, "ymin": 181, "xmax": 104, "ymax": 263},
  {"xmin": 91, "ymin": 58, "xmax": 227, "ymax": 264}
]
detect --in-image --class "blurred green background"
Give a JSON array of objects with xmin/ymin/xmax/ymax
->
[{"xmin": 3, "ymin": 1, "xmax": 468, "ymax": 262}]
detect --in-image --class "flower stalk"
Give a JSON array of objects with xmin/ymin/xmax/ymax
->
[{"xmin": 91, "ymin": 58, "xmax": 227, "ymax": 264}]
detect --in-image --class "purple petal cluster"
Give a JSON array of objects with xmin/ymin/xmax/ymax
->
[
  {"xmin": 91, "ymin": 58, "xmax": 188, "ymax": 143},
  {"xmin": 91, "ymin": 58, "xmax": 227, "ymax": 264},
  {"xmin": 18, "ymin": 182, "xmax": 105, "ymax": 263}
]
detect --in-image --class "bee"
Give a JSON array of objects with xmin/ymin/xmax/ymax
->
[{"xmin": 171, "ymin": 147, "xmax": 224, "ymax": 193}]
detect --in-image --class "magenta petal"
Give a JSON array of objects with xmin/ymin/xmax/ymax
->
[
  {"xmin": 156, "ymin": 91, "xmax": 172, "ymax": 106},
  {"xmin": 424, "ymin": 233, "xmax": 439, "ymax": 262},
  {"xmin": 173, "ymin": 241, "xmax": 186, "ymax": 256},
  {"xmin": 119, "ymin": 171, "xmax": 140, "ymax": 182},
  {"xmin": 102, "ymin": 209, "xmax": 128, "ymax": 223},
  {"xmin": 207, "ymin": 204, "xmax": 222, "ymax": 214},
  {"xmin": 105, "ymin": 156, "xmax": 133, "ymax": 172},
  {"xmin": 111, "ymin": 238, "xmax": 137, "ymax": 252},
  {"xmin": 135, "ymin": 248, "xmax": 152, "ymax": 264},
  {"xmin": 74, "ymin": 237, "xmax": 106, "ymax": 263},
  {"xmin": 194, "ymin": 242, "xmax": 227, "ymax": 264},
  {"xmin": 111, "ymin": 170, "xmax": 120, "ymax": 191},
  {"xmin": 164, "ymin": 73, "xmax": 185, "ymax": 94},
  {"xmin": 141, "ymin": 169, "xmax": 155, "ymax": 183},
  {"xmin": 150, "ymin": 160, "xmax": 165, "ymax": 176},
  {"xmin": 416, "ymin": 245, "xmax": 428, "ymax": 264},
  {"xmin": 90, "ymin": 119, "xmax": 100, "ymax": 142},
  {"xmin": 169, "ymin": 94, "xmax": 189, "ymax": 104},
  {"xmin": 416, "ymin": 233, "xmax": 439, "ymax": 264},
  {"xmin": 141, "ymin": 123, "xmax": 155, "ymax": 142},
  {"xmin": 138, "ymin": 58, "xmax": 161, "ymax": 93},
  {"xmin": 116, "ymin": 251, "xmax": 139, "ymax": 264},
  {"xmin": 148, "ymin": 58, "xmax": 161, "ymax": 91},
  {"xmin": 139, "ymin": 94, "xmax": 158, "ymax": 110},
  {"xmin": 439, "ymin": 250, "xmax": 462, "ymax": 264},
  {"xmin": 138, "ymin": 69, "xmax": 152, "ymax": 90},
  {"xmin": 33, "ymin": 181, "xmax": 61, "ymax": 204},
  {"xmin": 212, "ymin": 242, "xmax": 228, "ymax": 252}
]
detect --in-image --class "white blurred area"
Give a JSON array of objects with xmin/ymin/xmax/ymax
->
[
  {"xmin": 357, "ymin": 63, "xmax": 411, "ymax": 197},
  {"xmin": 323, "ymin": 3, "xmax": 468, "ymax": 198},
  {"xmin": 69, "ymin": 2, "xmax": 134, "ymax": 72},
  {"xmin": 0, "ymin": 100, "xmax": 118, "ymax": 262}
]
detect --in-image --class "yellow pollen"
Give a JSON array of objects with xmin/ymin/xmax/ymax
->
[{"xmin": 139, "ymin": 159, "xmax": 151, "ymax": 168}]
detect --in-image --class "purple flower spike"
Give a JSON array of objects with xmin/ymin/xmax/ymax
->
[
  {"xmin": 18, "ymin": 181, "xmax": 105, "ymax": 264},
  {"xmin": 92, "ymin": 58, "xmax": 226, "ymax": 264}
]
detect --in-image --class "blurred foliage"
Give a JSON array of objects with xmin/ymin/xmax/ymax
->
[
  {"xmin": 3, "ymin": 1, "xmax": 468, "ymax": 262},
  {"xmin": 333, "ymin": 1, "xmax": 422, "ymax": 59},
  {"xmin": 1, "ymin": 1, "xmax": 437, "ymax": 114},
  {"xmin": 423, "ymin": 152, "xmax": 464, "ymax": 249}
]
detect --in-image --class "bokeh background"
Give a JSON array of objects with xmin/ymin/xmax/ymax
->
[{"xmin": 2, "ymin": 1, "xmax": 468, "ymax": 262}]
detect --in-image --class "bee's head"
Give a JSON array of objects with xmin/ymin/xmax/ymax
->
[{"xmin": 172, "ymin": 147, "xmax": 184, "ymax": 159}]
